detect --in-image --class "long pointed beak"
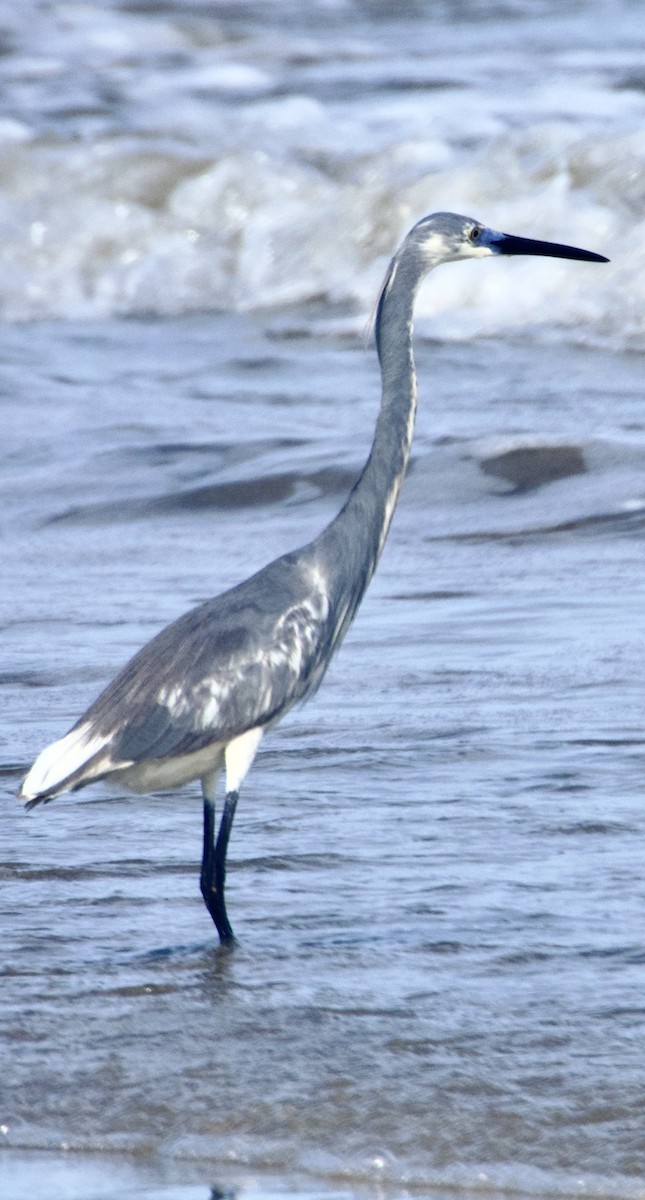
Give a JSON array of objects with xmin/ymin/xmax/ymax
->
[{"xmin": 490, "ymin": 231, "xmax": 609, "ymax": 263}]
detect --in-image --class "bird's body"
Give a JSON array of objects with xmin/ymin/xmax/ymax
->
[
  {"xmin": 32, "ymin": 532, "xmax": 364, "ymax": 799},
  {"xmin": 19, "ymin": 212, "xmax": 607, "ymax": 942}
]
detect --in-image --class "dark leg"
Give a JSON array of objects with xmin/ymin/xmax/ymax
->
[{"xmin": 200, "ymin": 791, "xmax": 239, "ymax": 944}]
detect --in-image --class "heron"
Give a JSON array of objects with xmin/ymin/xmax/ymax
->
[{"xmin": 18, "ymin": 212, "xmax": 608, "ymax": 943}]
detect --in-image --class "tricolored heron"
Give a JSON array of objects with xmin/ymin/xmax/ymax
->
[{"xmin": 19, "ymin": 212, "xmax": 608, "ymax": 943}]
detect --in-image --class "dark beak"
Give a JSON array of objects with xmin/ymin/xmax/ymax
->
[{"xmin": 491, "ymin": 232, "xmax": 609, "ymax": 263}]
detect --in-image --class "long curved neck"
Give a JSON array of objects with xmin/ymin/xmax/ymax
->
[{"xmin": 315, "ymin": 243, "xmax": 427, "ymax": 601}]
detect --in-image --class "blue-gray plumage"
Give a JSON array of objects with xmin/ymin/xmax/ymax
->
[{"xmin": 19, "ymin": 212, "xmax": 608, "ymax": 943}]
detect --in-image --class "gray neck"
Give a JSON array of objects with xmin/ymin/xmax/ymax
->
[{"xmin": 314, "ymin": 243, "xmax": 426, "ymax": 607}]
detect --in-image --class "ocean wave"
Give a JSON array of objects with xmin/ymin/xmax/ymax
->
[
  {"xmin": 0, "ymin": 127, "xmax": 629, "ymax": 337},
  {"xmin": 0, "ymin": 2, "xmax": 641, "ymax": 343}
]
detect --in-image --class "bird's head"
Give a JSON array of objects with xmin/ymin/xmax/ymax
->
[
  {"xmin": 408, "ymin": 211, "xmax": 609, "ymax": 267},
  {"xmin": 373, "ymin": 211, "xmax": 608, "ymax": 363}
]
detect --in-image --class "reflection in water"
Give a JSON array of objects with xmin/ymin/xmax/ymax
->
[{"xmin": 210, "ymin": 1185, "xmax": 239, "ymax": 1200}]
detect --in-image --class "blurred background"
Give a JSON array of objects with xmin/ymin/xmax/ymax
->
[{"xmin": 0, "ymin": 0, "xmax": 639, "ymax": 335}]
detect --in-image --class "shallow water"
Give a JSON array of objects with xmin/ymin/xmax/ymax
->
[
  {"xmin": 3, "ymin": 2, "xmax": 645, "ymax": 1199},
  {"xmin": 3, "ymin": 315, "xmax": 645, "ymax": 1200}
]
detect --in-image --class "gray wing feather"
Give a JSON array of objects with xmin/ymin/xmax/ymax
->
[{"xmin": 82, "ymin": 551, "xmax": 333, "ymax": 766}]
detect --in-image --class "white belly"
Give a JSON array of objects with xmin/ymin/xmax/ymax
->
[{"xmin": 107, "ymin": 742, "xmax": 227, "ymax": 794}]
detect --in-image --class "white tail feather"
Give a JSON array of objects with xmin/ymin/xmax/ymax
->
[{"xmin": 19, "ymin": 723, "xmax": 114, "ymax": 803}]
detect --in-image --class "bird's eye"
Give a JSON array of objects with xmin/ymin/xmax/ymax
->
[{"xmin": 469, "ymin": 226, "xmax": 482, "ymax": 243}]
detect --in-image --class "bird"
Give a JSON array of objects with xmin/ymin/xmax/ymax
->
[{"xmin": 18, "ymin": 212, "xmax": 608, "ymax": 944}]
